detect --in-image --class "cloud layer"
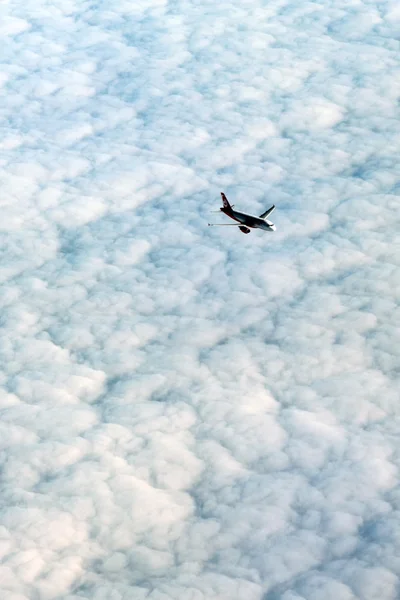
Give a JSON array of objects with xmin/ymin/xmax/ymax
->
[{"xmin": 1, "ymin": 0, "xmax": 399, "ymax": 599}]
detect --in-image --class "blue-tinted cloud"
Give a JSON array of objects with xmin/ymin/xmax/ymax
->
[{"xmin": 0, "ymin": 0, "xmax": 399, "ymax": 599}]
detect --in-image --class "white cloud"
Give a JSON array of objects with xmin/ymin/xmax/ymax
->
[{"xmin": 0, "ymin": 0, "xmax": 399, "ymax": 598}]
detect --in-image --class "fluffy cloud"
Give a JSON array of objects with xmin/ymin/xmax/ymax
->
[{"xmin": 0, "ymin": 0, "xmax": 399, "ymax": 599}]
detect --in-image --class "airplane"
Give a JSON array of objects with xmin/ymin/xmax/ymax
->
[{"xmin": 208, "ymin": 192, "xmax": 276, "ymax": 234}]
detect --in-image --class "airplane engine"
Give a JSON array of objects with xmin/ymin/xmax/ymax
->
[{"xmin": 239, "ymin": 226, "xmax": 251, "ymax": 234}]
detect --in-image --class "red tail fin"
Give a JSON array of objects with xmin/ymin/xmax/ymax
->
[{"xmin": 221, "ymin": 192, "xmax": 232, "ymax": 210}]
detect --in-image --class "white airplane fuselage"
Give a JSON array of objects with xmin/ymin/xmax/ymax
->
[{"xmin": 221, "ymin": 207, "xmax": 276, "ymax": 231}]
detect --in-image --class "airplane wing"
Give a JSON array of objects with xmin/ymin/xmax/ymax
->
[{"xmin": 259, "ymin": 205, "xmax": 275, "ymax": 219}]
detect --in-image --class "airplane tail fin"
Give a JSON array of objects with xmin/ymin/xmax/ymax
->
[{"xmin": 221, "ymin": 192, "xmax": 233, "ymax": 211}]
